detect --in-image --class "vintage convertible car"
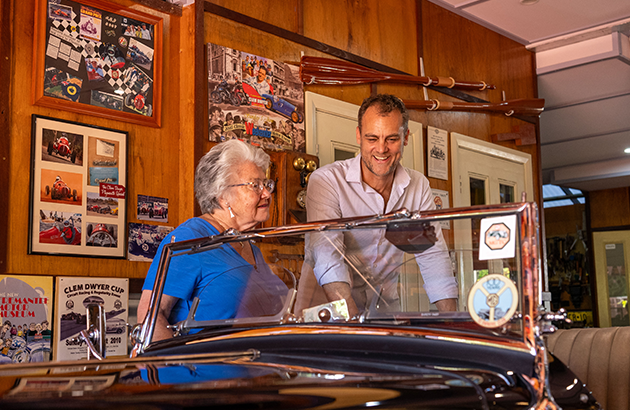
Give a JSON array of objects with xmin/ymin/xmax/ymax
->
[{"xmin": 0, "ymin": 202, "xmax": 600, "ymax": 409}]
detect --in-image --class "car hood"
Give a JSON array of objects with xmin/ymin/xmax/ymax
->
[
  {"xmin": 0, "ymin": 352, "xmax": 511, "ymax": 409},
  {"xmin": 0, "ymin": 324, "xmax": 598, "ymax": 409}
]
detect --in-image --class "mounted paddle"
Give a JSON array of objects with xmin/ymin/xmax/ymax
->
[
  {"xmin": 300, "ymin": 56, "xmax": 496, "ymax": 91},
  {"xmin": 403, "ymin": 98, "xmax": 545, "ymax": 116}
]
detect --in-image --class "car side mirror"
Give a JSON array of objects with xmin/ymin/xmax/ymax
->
[{"xmin": 78, "ymin": 303, "xmax": 107, "ymax": 360}]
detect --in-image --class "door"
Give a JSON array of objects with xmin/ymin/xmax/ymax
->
[
  {"xmin": 593, "ymin": 230, "xmax": 630, "ymax": 327},
  {"xmin": 451, "ymin": 133, "xmax": 534, "ymax": 310}
]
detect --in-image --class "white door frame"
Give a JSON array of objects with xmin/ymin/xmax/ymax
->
[
  {"xmin": 451, "ymin": 132, "xmax": 533, "ymax": 207},
  {"xmin": 450, "ymin": 132, "xmax": 534, "ymax": 310}
]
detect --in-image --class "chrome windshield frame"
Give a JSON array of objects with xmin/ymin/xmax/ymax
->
[{"xmin": 132, "ymin": 202, "xmax": 540, "ymax": 360}]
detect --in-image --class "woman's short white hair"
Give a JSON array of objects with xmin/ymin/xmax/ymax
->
[{"xmin": 195, "ymin": 140, "xmax": 270, "ymax": 214}]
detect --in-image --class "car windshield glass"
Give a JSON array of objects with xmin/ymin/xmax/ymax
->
[
  {"xmin": 164, "ymin": 208, "xmax": 526, "ymax": 340},
  {"xmin": 177, "ymin": 261, "xmax": 295, "ymax": 333}
]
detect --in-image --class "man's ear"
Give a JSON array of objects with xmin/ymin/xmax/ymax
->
[
  {"xmin": 356, "ymin": 126, "xmax": 361, "ymax": 145},
  {"xmin": 403, "ymin": 129, "xmax": 410, "ymax": 146}
]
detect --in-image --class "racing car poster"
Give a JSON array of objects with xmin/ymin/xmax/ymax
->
[
  {"xmin": 127, "ymin": 223, "xmax": 174, "ymax": 262},
  {"xmin": 32, "ymin": 0, "xmax": 163, "ymax": 127},
  {"xmin": 53, "ymin": 277, "xmax": 129, "ymax": 360},
  {"xmin": 137, "ymin": 194, "xmax": 168, "ymax": 223},
  {"xmin": 0, "ymin": 275, "xmax": 54, "ymax": 364},
  {"xmin": 207, "ymin": 43, "xmax": 306, "ymax": 152},
  {"xmin": 29, "ymin": 115, "xmax": 128, "ymax": 259}
]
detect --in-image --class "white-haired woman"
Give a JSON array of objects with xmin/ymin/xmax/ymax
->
[{"xmin": 138, "ymin": 140, "xmax": 286, "ymax": 340}]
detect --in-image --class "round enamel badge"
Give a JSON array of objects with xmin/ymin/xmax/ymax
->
[{"xmin": 468, "ymin": 274, "xmax": 518, "ymax": 328}]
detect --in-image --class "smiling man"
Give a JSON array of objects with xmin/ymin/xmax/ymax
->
[{"xmin": 304, "ymin": 94, "xmax": 458, "ymax": 317}]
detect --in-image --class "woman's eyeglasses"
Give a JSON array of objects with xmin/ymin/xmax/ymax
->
[{"xmin": 228, "ymin": 179, "xmax": 275, "ymax": 194}]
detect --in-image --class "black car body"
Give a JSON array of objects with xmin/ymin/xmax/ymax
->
[{"xmin": 0, "ymin": 202, "xmax": 600, "ymax": 409}]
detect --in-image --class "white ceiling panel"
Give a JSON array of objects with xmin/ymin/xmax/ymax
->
[
  {"xmin": 538, "ymin": 58, "xmax": 630, "ymax": 108},
  {"xmin": 541, "ymin": 129, "xmax": 630, "ymax": 169},
  {"xmin": 540, "ymin": 94, "xmax": 630, "ymax": 143},
  {"xmin": 445, "ymin": 0, "xmax": 630, "ymax": 43},
  {"xmin": 559, "ymin": 174, "xmax": 630, "ymax": 192}
]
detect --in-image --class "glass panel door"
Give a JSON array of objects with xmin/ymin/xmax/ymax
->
[{"xmin": 593, "ymin": 230, "xmax": 630, "ymax": 327}]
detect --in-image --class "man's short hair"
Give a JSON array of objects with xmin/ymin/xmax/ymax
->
[{"xmin": 357, "ymin": 94, "xmax": 409, "ymax": 136}]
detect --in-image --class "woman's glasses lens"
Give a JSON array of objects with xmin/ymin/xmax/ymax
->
[{"xmin": 262, "ymin": 179, "xmax": 275, "ymax": 194}]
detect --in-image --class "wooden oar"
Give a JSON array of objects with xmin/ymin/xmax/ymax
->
[
  {"xmin": 403, "ymin": 98, "xmax": 545, "ymax": 116},
  {"xmin": 300, "ymin": 56, "xmax": 496, "ymax": 91}
]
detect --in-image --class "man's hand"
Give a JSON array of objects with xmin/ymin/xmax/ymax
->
[
  {"xmin": 435, "ymin": 298, "xmax": 457, "ymax": 312},
  {"xmin": 322, "ymin": 282, "xmax": 360, "ymax": 318}
]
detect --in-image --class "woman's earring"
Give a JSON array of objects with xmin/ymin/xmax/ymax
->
[{"xmin": 227, "ymin": 203, "xmax": 235, "ymax": 218}]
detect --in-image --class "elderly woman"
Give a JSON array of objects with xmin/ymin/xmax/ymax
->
[{"xmin": 138, "ymin": 140, "xmax": 286, "ymax": 340}]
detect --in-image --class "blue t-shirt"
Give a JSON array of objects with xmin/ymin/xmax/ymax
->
[{"xmin": 142, "ymin": 218, "xmax": 288, "ymax": 324}]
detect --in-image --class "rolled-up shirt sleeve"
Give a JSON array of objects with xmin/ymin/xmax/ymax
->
[
  {"xmin": 414, "ymin": 185, "xmax": 458, "ymax": 303},
  {"xmin": 415, "ymin": 227, "xmax": 458, "ymax": 303}
]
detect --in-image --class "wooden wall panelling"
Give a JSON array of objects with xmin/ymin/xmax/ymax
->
[
  {"xmin": 261, "ymin": 151, "xmax": 318, "ymax": 228},
  {"xmin": 265, "ymin": 151, "xmax": 288, "ymax": 228},
  {"xmin": 544, "ymin": 204, "xmax": 586, "ymax": 238},
  {"xmin": 7, "ymin": 0, "xmax": 191, "ymax": 278},
  {"xmin": 0, "ymin": 0, "xmax": 13, "ymax": 273},
  {"xmin": 284, "ymin": 151, "xmax": 318, "ymax": 225},
  {"xmin": 205, "ymin": 0, "xmax": 300, "ymax": 33},
  {"xmin": 419, "ymin": 0, "xmax": 540, "ymax": 204},
  {"xmin": 302, "ymin": 0, "xmax": 418, "ymax": 74},
  {"xmin": 194, "ymin": 0, "xmax": 206, "ymax": 217},
  {"xmin": 589, "ymin": 187, "xmax": 630, "ymax": 229}
]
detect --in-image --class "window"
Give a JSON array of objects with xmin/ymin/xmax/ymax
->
[{"xmin": 542, "ymin": 184, "xmax": 585, "ymax": 208}]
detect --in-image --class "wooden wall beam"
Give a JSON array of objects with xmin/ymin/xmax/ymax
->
[
  {"xmin": 0, "ymin": 0, "xmax": 13, "ymax": 273},
  {"xmin": 194, "ymin": 0, "xmax": 205, "ymax": 217}
]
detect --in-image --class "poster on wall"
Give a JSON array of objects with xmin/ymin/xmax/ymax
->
[
  {"xmin": 137, "ymin": 194, "xmax": 168, "ymax": 223},
  {"xmin": 33, "ymin": 0, "xmax": 163, "ymax": 127},
  {"xmin": 431, "ymin": 188, "xmax": 450, "ymax": 230},
  {"xmin": 54, "ymin": 277, "xmax": 129, "ymax": 360},
  {"xmin": 0, "ymin": 275, "xmax": 54, "ymax": 364},
  {"xmin": 28, "ymin": 115, "xmax": 128, "ymax": 258},
  {"xmin": 427, "ymin": 126, "xmax": 448, "ymax": 181},
  {"xmin": 207, "ymin": 43, "xmax": 305, "ymax": 152},
  {"xmin": 127, "ymin": 223, "xmax": 174, "ymax": 262}
]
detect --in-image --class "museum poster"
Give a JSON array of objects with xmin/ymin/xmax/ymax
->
[
  {"xmin": 207, "ymin": 43, "xmax": 305, "ymax": 152},
  {"xmin": 54, "ymin": 276, "xmax": 129, "ymax": 360},
  {"xmin": 0, "ymin": 275, "xmax": 54, "ymax": 364},
  {"xmin": 43, "ymin": 0, "xmax": 156, "ymax": 117}
]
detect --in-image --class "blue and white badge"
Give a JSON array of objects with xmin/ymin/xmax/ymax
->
[{"xmin": 468, "ymin": 274, "xmax": 518, "ymax": 328}]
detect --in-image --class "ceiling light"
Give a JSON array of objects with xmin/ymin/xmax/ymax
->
[
  {"xmin": 625, "ymin": 148, "xmax": 630, "ymax": 154},
  {"xmin": 520, "ymin": 0, "xmax": 539, "ymax": 4}
]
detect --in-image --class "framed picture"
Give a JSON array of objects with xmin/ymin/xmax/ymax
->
[
  {"xmin": 32, "ymin": 0, "xmax": 163, "ymax": 127},
  {"xmin": 206, "ymin": 43, "xmax": 305, "ymax": 152},
  {"xmin": 29, "ymin": 115, "xmax": 128, "ymax": 258}
]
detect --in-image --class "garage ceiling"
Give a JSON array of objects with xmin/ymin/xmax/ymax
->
[{"xmin": 429, "ymin": 0, "xmax": 630, "ymax": 192}]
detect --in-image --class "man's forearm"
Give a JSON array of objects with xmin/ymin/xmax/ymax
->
[
  {"xmin": 137, "ymin": 289, "xmax": 177, "ymax": 341},
  {"xmin": 435, "ymin": 298, "xmax": 457, "ymax": 312},
  {"xmin": 322, "ymin": 282, "xmax": 359, "ymax": 318}
]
